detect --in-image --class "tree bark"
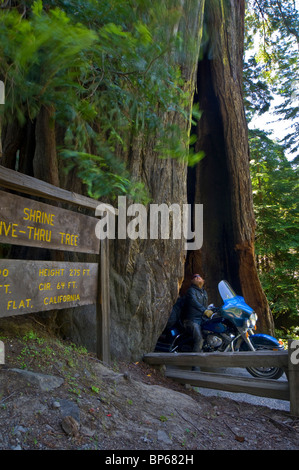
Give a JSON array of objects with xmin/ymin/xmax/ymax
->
[
  {"xmin": 33, "ymin": 105, "xmax": 60, "ymax": 187},
  {"xmin": 108, "ymin": 0, "xmax": 206, "ymax": 359},
  {"xmin": 184, "ymin": 0, "xmax": 274, "ymax": 334}
]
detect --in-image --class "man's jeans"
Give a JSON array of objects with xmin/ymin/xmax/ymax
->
[{"xmin": 184, "ymin": 320, "xmax": 203, "ymax": 352}]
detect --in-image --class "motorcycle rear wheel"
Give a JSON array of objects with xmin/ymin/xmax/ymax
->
[{"xmin": 245, "ymin": 344, "xmax": 284, "ymax": 380}]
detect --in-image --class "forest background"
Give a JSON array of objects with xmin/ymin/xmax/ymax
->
[
  {"xmin": 244, "ymin": 0, "xmax": 298, "ymax": 335},
  {"xmin": 0, "ymin": 0, "xmax": 298, "ymax": 349}
]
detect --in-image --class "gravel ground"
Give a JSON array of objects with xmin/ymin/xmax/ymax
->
[{"xmin": 0, "ymin": 316, "xmax": 298, "ymax": 453}]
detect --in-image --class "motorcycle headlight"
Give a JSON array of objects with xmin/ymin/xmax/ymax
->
[{"xmin": 249, "ymin": 313, "xmax": 257, "ymax": 327}]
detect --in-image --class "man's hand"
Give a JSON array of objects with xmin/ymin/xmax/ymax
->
[{"xmin": 204, "ymin": 309, "xmax": 213, "ymax": 318}]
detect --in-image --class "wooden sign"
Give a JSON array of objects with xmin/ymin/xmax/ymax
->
[
  {"xmin": 0, "ymin": 190, "xmax": 100, "ymax": 254},
  {"xmin": 0, "ymin": 260, "xmax": 98, "ymax": 318}
]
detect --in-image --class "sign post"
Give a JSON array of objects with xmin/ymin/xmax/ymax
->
[{"xmin": 0, "ymin": 165, "xmax": 111, "ymax": 364}]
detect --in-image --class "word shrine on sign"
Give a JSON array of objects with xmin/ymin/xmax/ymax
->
[{"xmin": 0, "ymin": 190, "xmax": 100, "ymax": 253}]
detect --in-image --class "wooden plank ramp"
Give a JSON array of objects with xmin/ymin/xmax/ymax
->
[
  {"xmin": 144, "ymin": 351, "xmax": 289, "ymax": 369},
  {"xmin": 165, "ymin": 368, "xmax": 290, "ymax": 401},
  {"xmin": 143, "ymin": 350, "xmax": 290, "ymax": 403}
]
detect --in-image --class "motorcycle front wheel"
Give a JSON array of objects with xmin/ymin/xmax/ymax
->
[{"xmin": 245, "ymin": 344, "xmax": 284, "ymax": 380}]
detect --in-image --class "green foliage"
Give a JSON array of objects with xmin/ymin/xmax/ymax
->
[
  {"xmin": 0, "ymin": 0, "xmax": 199, "ymax": 201},
  {"xmin": 0, "ymin": 1, "xmax": 97, "ymax": 121},
  {"xmin": 245, "ymin": 2, "xmax": 299, "ymax": 329},
  {"xmin": 244, "ymin": 0, "xmax": 299, "ymax": 160},
  {"xmin": 249, "ymin": 129, "xmax": 299, "ymax": 325}
]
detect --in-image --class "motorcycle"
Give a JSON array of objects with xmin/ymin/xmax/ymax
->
[{"xmin": 155, "ymin": 280, "xmax": 285, "ymax": 380}]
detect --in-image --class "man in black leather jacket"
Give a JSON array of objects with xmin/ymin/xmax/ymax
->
[{"xmin": 184, "ymin": 274, "xmax": 213, "ymax": 352}]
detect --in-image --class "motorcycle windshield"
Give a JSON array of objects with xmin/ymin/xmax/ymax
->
[
  {"xmin": 218, "ymin": 280, "xmax": 237, "ymax": 301},
  {"xmin": 222, "ymin": 296, "xmax": 253, "ymax": 315},
  {"xmin": 218, "ymin": 280, "xmax": 253, "ymax": 316}
]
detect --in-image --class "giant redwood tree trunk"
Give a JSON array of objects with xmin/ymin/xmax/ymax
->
[
  {"xmin": 185, "ymin": 0, "xmax": 274, "ymax": 334},
  {"xmin": 109, "ymin": 1, "xmax": 206, "ymax": 359}
]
